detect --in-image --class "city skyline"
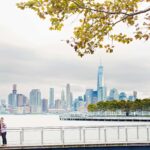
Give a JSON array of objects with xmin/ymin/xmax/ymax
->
[
  {"xmin": 1, "ymin": 62, "xmax": 138, "ymax": 114},
  {"xmin": 0, "ymin": 0, "xmax": 150, "ymax": 100}
]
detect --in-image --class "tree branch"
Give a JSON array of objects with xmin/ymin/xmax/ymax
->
[
  {"xmin": 71, "ymin": 0, "xmax": 150, "ymax": 17},
  {"xmin": 113, "ymin": 7, "xmax": 150, "ymax": 26},
  {"xmin": 71, "ymin": 0, "xmax": 129, "ymax": 15}
]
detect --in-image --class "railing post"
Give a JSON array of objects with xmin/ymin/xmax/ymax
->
[
  {"xmin": 117, "ymin": 126, "xmax": 120, "ymax": 140},
  {"xmin": 61, "ymin": 128, "xmax": 64, "ymax": 145},
  {"xmin": 98, "ymin": 127, "xmax": 101, "ymax": 141},
  {"xmin": 104, "ymin": 128, "xmax": 107, "ymax": 143},
  {"xmin": 147, "ymin": 127, "xmax": 149, "ymax": 141},
  {"xmin": 125, "ymin": 128, "xmax": 128, "ymax": 142},
  {"xmin": 20, "ymin": 128, "xmax": 24, "ymax": 145},
  {"xmin": 137, "ymin": 126, "xmax": 139, "ymax": 140},
  {"xmin": 79, "ymin": 127, "xmax": 82, "ymax": 141},
  {"xmin": 41, "ymin": 128, "xmax": 44, "ymax": 145},
  {"xmin": 83, "ymin": 128, "xmax": 86, "ymax": 143}
]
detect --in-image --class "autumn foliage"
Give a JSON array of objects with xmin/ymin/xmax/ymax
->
[{"xmin": 17, "ymin": 0, "xmax": 150, "ymax": 57}]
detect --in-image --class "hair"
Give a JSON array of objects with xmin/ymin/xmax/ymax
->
[{"xmin": 1, "ymin": 117, "xmax": 4, "ymax": 120}]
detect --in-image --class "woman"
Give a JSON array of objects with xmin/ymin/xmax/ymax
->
[{"xmin": 0, "ymin": 117, "xmax": 7, "ymax": 146}]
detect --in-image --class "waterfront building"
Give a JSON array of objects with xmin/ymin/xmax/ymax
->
[
  {"xmin": 133, "ymin": 91, "xmax": 137, "ymax": 100},
  {"xmin": 70, "ymin": 92, "xmax": 73, "ymax": 109},
  {"xmin": 97, "ymin": 86, "xmax": 107, "ymax": 101},
  {"xmin": 17, "ymin": 94, "xmax": 28, "ymax": 114},
  {"xmin": 55, "ymin": 99, "xmax": 62, "ymax": 109},
  {"xmin": 30, "ymin": 89, "xmax": 41, "ymax": 113},
  {"xmin": 8, "ymin": 84, "xmax": 18, "ymax": 112},
  {"xmin": 119, "ymin": 92, "xmax": 127, "ymax": 100},
  {"xmin": 66, "ymin": 84, "xmax": 72, "ymax": 110},
  {"xmin": 92, "ymin": 91, "xmax": 98, "ymax": 103},
  {"xmin": 0, "ymin": 99, "xmax": 6, "ymax": 113},
  {"xmin": 97, "ymin": 65, "xmax": 107, "ymax": 101},
  {"xmin": 73, "ymin": 96, "xmax": 85, "ymax": 112},
  {"xmin": 17, "ymin": 94, "xmax": 27, "ymax": 107},
  {"xmin": 61, "ymin": 89, "xmax": 66, "ymax": 109},
  {"xmin": 128, "ymin": 95, "xmax": 135, "ymax": 101},
  {"xmin": 42, "ymin": 98, "xmax": 48, "ymax": 113},
  {"xmin": 109, "ymin": 88, "xmax": 119, "ymax": 100},
  {"xmin": 85, "ymin": 89, "xmax": 93, "ymax": 104},
  {"xmin": 49, "ymin": 88, "xmax": 54, "ymax": 109}
]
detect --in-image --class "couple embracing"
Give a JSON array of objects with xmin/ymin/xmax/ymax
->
[{"xmin": 0, "ymin": 117, "xmax": 7, "ymax": 146}]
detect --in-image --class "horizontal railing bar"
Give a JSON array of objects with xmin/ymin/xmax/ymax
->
[{"xmin": 6, "ymin": 125, "xmax": 150, "ymax": 131}]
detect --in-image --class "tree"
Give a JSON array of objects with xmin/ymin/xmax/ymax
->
[
  {"xmin": 17, "ymin": 0, "xmax": 150, "ymax": 57},
  {"xmin": 88, "ymin": 104, "xmax": 97, "ymax": 112}
]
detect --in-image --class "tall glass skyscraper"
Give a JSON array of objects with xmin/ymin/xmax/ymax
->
[
  {"xmin": 97, "ymin": 65, "xmax": 104, "ymax": 88},
  {"xmin": 85, "ymin": 89, "xmax": 93, "ymax": 104},
  {"xmin": 8, "ymin": 84, "xmax": 17, "ymax": 110},
  {"xmin": 97, "ymin": 65, "xmax": 107, "ymax": 101},
  {"xmin": 61, "ymin": 89, "xmax": 66, "ymax": 109},
  {"xmin": 30, "ymin": 89, "xmax": 41, "ymax": 113},
  {"xmin": 49, "ymin": 88, "xmax": 54, "ymax": 109},
  {"xmin": 66, "ymin": 84, "xmax": 71, "ymax": 110}
]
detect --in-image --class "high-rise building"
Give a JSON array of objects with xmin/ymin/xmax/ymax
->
[
  {"xmin": 97, "ymin": 65, "xmax": 107, "ymax": 101},
  {"xmin": 30, "ymin": 89, "xmax": 41, "ymax": 113},
  {"xmin": 61, "ymin": 89, "xmax": 66, "ymax": 109},
  {"xmin": 119, "ymin": 92, "xmax": 127, "ymax": 100},
  {"xmin": 49, "ymin": 88, "xmax": 54, "ymax": 109},
  {"xmin": 74, "ymin": 96, "xmax": 85, "ymax": 112},
  {"xmin": 0, "ymin": 99, "xmax": 6, "ymax": 113},
  {"xmin": 92, "ymin": 91, "xmax": 98, "ymax": 104},
  {"xmin": 8, "ymin": 84, "xmax": 17, "ymax": 111},
  {"xmin": 97, "ymin": 65, "xmax": 104, "ymax": 88},
  {"xmin": 55, "ymin": 99, "xmax": 61, "ymax": 109},
  {"xmin": 133, "ymin": 91, "xmax": 137, "ymax": 100},
  {"xmin": 13, "ymin": 84, "xmax": 17, "ymax": 94},
  {"xmin": 66, "ymin": 84, "xmax": 71, "ymax": 109},
  {"xmin": 109, "ymin": 88, "xmax": 119, "ymax": 100},
  {"xmin": 85, "ymin": 89, "xmax": 93, "ymax": 104},
  {"xmin": 70, "ymin": 92, "xmax": 73, "ymax": 109},
  {"xmin": 17, "ymin": 94, "xmax": 27, "ymax": 107},
  {"xmin": 42, "ymin": 98, "xmax": 48, "ymax": 113}
]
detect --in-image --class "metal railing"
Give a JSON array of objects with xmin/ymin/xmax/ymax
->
[{"xmin": 3, "ymin": 125, "xmax": 150, "ymax": 146}]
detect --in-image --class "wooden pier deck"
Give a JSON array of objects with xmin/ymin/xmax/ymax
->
[{"xmin": 0, "ymin": 143, "xmax": 150, "ymax": 150}]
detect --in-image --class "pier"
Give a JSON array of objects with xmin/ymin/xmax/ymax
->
[
  {"xmin": 0, "ymin": 124, "xmax": 149, "ymax": 149},
  {"xmin": 59, "ymin": 112, "xmax": 150, "ymax": 122},
  {"xmin": 60, "ymin": 116, "xmax": 150, "ymax": 121}
]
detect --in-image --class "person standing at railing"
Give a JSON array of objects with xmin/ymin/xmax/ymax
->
[{"xmin": 0, "ymin": 117, "xmax": 7, "ymax": 146}]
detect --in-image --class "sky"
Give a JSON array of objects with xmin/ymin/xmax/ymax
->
[{"xmin": 0, "ymin": 0, "xmax": 150, "ymax": 101}]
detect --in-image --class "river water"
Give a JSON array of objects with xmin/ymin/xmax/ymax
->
[{"xmin": 1, "ymin": 114, "xmax": 149, "ymax": 127}]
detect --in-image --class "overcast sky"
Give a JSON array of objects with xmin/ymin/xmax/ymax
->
[{"xmin": 0, "ymin": 0, "xmax": 150, "ymax": 101}]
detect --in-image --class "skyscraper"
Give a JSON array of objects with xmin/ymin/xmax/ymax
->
[
  {"xmin": 97, "ymin": 65, "xmax": 107, "ymax": 101},
  {"xmin": 66, "ymin": 84, "xmax": 71, "ymax": 109},
  {"xmin": 49, "ymin": 88, "xmax": 54, "ymax": 109},
  {"xmin": 61, "ymin": 89, "xmax": 66, "ymax": 109},
  {"xmin": 17, "ymin": 94, "xmax": 27, "ymax": 107},
  {"xmin": 30, "ymin": 89, "xmax": 41, "ymax": 113},
  {"xmin": 97, "ymin": 65, "xmax": 104, "ymax": 88},
  {"xmin": 8, "ymin": 84, "xmax": 17, "ymax": 111},
  {"xmin": 42, "ymin": 98, "xmax": 48, "ymax": 113},
  {"xmin": 55, "ymin": 99, "xmax": 61, "ymax": 109},
  {"xmin": 85, "ymin": 89, "xmax": 93, "ymax": 104},
  {"xmin": 133, "ymin": 91, "xmax": 137, "ymax": 100},
  {"xmin": 109, "ymin": 88, "xmax": 119, "ymax": 100},
  {"xmin": 119, "ymin": 92, "xmax": 127, "ymax": 100},
  {"xmin": 13, "ymin": 84, "xmax": 17, "ymax": 94}
]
